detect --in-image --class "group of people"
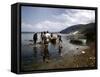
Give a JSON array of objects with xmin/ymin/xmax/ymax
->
[{"xmin": 33, "ymin": 31, "xmax": 63, "ymax": 62}]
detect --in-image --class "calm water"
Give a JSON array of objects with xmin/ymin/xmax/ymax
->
[{"xmin": 21, "ymin": 33, "xmax": 88, "ymax": 70}]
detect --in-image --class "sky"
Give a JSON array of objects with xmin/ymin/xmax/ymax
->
[{"xmin": 21, "ymin": 6, "xmax": 95, "ymax": 32}]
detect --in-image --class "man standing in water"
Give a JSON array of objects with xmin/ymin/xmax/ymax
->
[
  {"xmin": 58, "ymin": 35, "xmax": 62, "ymax": 43},
  {"xmin": 57, "ymin": 35, "xmax": 63, "ymax": 55},
  {"xmin": 33, "ymin": 33, "xmax": 37, "ymax": 44},
  {"xmin": 42, "ymin": 31, "xmax": 50, "ymax": 62}
]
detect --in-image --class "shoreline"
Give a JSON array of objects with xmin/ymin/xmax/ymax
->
[{"xmin": 21, "ymin": 32, "xmax": 96, "ymax": 71}]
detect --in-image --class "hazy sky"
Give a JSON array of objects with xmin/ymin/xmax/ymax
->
[{"xmin": 21, "ymin": 6, "xmax": 95, "ymax": 32}]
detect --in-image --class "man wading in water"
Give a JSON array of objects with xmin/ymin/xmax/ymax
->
[
  {"xmin": 33, "ymin": 33, "xmax": 38, "ymax": 44},
  {"xmin": 57, "ymin": 35, "xmax": 63, "ymax": 55},
  {"xmin": 42, "ymin": 31, "xmax": 50, "ymax": 62}
]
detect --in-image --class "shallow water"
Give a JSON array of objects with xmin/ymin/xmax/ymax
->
[{"xmin": 21, "ymin": 33, "xmax": 88, "ymax": 70}]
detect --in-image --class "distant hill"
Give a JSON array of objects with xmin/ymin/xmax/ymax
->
[
  {"xmin": 80, "ymin": 23, "xmax": 95, "ymax": 34},
  {"xmin": 60, "ymin": 23, "xmax": 96, "ymax": 43},
  {"xmin": 60, "ymin": 23, "xmax": 95, "ymax": 34}
]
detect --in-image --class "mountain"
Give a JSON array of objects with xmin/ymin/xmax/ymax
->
[
  {"xmin": 80, "ymin": 23, "xmax": 95, "ymax": 34},
  {"xmin": 60, "ymin": 23, "xmax": 95, "ymax": 34}
]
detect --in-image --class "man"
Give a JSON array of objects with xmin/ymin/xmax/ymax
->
[
  {"xmin": 42, "ymin": 31, "xmax": 50, "ymax": 62},
  {"xmin": 57, "ymin": 35, "xmax": 63, "ymax": 55},
  {"xmin": 58, "ymin": 35, "xmax": 62, "ymax": 43},
  {"xmin": 33, "ymin": 33, "xmax": 37, "ymax": 44},
  {"xmin": 45, "ymin": 31, "xmax": 51, "ymax": 42}
]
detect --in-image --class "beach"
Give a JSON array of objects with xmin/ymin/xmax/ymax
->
[{"xmin": 21, "ymin": 33, "xmax": 96, "ymax": 71}]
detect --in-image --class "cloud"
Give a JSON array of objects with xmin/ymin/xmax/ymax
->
[
  {"xmin": 35, "ymin": 20, "xmax": 66, "ymax": 32},
  {"xmin": 22, "ymin": 20, "xmax": 66, "ymax": 32},
  {"xmin": 22, "ymin": 9, "xmax": 95, "ymax": 32},
  {"xmin": 53, "ymin": 9, "xmax": 95, "ymax": 26},
  {"xmin": 22, "ymin": 22, "xmax": 40, "ymax": 32},
  {"xmin": 68, "ymin": 9, "xmax": 95, "ymax": 24}
]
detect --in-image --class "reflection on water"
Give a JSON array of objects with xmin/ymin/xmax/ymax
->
[{"xmin": 33, "ymin": 46, "xmax": 37, "ymax": 58}]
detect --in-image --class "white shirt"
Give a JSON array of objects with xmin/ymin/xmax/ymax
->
[{"xmin": 45, "ymin": 33, "xmax": 50, "ymax": 38}]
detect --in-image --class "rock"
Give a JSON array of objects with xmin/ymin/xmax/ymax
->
[
  {"xmin": 89, "ymin": 57, "xmax": 95, "ymax": 60},
  {"xmin": 81, "ymin": 51, "xmax": 85, "ymax": 54}
]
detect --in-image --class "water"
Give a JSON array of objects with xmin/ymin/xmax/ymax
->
[{"xmin": 21, "ymin": 33, "xmax": 88, "ymax": 70}]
